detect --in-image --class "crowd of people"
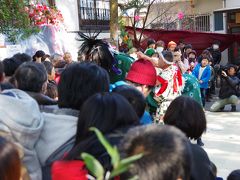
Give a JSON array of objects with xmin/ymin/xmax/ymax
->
[{"xmin": 0, "ymin": 34, "xmax": 239, "ymax": 180}]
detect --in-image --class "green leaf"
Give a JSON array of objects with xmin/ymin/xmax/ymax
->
[
  {"xmin": 120, "ymin": 154, "xmax": 143, "ymax": 166},
  {"xmin": 110, "ymin": 154, "xmax": 143, "ymax": 178},
  {"xmin": 90, "ymin": 127, "xmax": 120, "ymax": 168},
  {"xmin": 81, "ymin": 152, "xmax": 104, "ymax": 180},
  {"xmin": 110, "ymin": 164, "xmax": 129, "ymax": 178}
]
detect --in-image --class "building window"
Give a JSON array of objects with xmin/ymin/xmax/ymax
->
[
  {"xmin": 181, "ymin": 14, "xmax": 211, "ymax": 32},
  {"xmin": 78, "ymin": 0, "xmax": 110, "ymax": 30},
  {"xmin": 214, "ymin": 12, "xmax": 224, "ymax": 31}
]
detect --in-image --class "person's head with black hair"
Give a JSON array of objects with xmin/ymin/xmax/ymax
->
[
  {"xmin": 58, "ymin": 62, "xmax": 110, "ymax": 110},
  {"xmin": 77, "ymin": 33, "xmax": 116, "ymax": 73},
  {"xmin": 164, "ymin": 96, "xmax": 206, "ymax": 140},
  {"xmin": 212, "ymin": 40, "xmax": 221, "ymax": 51},
  {"xmin": 2, "ymin": 57, "xmax": 22, "ymax": 77},
  {"xmin": 14, "ymin": 62, "xmax": 48, "ymax": 93},
  {"xmin": 33, "ymin": 50, "xmax": 45, "ymax": 63},
  {"xmin": 113, "ymin": 85, "xmax": 146, "ymax": 118},
  {"xmin": 227, "ymin": 170, "xmax": 240, "ymax": 180},
  {"xmin": 42, "ymin": 61, "xmax": 55, "ymax": 81},
  {"xmin": 46, "ymin": 82, "xmax": 58, "ymax": 100},
  {"xmin": 147, "ymin": 38, "xmax": 156, "ymax": 49},
  {"xmin": 73, "ymin": 92, "xmax": 139, "ymax": 146},
  {"xmin": 13, "ymin": 53, "xmax": 32, "ymax": 63},
  {"xmin": 0, "ymin": 61, "xmax": 4, "ymax": 82},
  {"xmin": 120, "ymin": 125, "xmax": 192, "ymax": 180},
  {"xmin": 226, "ymin": 64, "xmax": 238, "ymax": 77},
  {"xmin": 184, "ymin": 44, "xmax": 193, "ymax": 55},
  {"xmin": 0, "ymin": 136, "xmax": 21, "ymax": 180},
  {"xmin": 158, "ymin": 50, "xmax": 174, "ymax": 69}
]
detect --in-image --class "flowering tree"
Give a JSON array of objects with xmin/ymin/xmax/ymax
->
[
  {"xmin": 0, "ymin": 0, "xmax": 63, "ymax": 43},
  {"xmin": 26, "ymin": 3, "xmax": 64, "ymax": 26}
]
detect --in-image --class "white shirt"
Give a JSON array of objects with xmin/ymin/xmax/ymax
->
[{"xmin": 198, "ymin": 66, "xmax": 206, "ymax": 80}]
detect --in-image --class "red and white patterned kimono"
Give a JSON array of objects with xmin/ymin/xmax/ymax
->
[{"xmin": 153, "ymin": 64, "xmax": 183, "ymax": 123}]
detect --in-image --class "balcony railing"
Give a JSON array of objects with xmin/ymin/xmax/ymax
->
[{"xmin": 79, "ymin": 6, "xmax": 110, "ymax": 30}]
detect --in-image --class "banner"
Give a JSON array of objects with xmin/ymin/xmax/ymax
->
[{"xmin": 125, "ymin": 26, "xmax": 240, "ymax": 55}]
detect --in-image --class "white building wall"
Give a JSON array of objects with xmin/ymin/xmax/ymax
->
[{"xmin": 226, "ymin": 0, "xmax": 240, "ymax": 8}]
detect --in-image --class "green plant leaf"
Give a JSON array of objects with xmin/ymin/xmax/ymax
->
[
  {"xmin": 90, "ymin": 127, "xmax": 120, "ymax": 168},
  {"xmin": 120, "ymin": 154, "xmax": 143, "ymax": 166},
  {"xmin": 81, "ymin": 152, "xmax": 104, "ymax": 180},
  {"xmin": 110, "ymin": 154, "xmax": 143, "ymax": 178}
]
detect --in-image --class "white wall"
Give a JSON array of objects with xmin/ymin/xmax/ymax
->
[{"xmin": 226, "ymin": 0, "xmax": 240, "ymax": 8}]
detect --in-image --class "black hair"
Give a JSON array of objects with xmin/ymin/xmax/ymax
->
[
  {"xmin": 213, "ymin": 40, "xmax": 221, "ymax": 45},
  {"xmin": 164, "ymin": 96, "xmax": 207, "ymax": 140},
  {"xmin": 77, "ymin": 33, "xmax": 114, "ymax": 72},
  {"xmin": 75, "ymin": 92, "xmax": 139, "ymax": 144},
  {"xmin": 227, "ymin": 169, "xmax": 240, "ymax": 180},
  {"xmin": 0, "ymin": 61, "xmax": 4, "ymax": 80},
  {"xmin": 14, "ymin": 62, "xmax": 47, "ymax": 93},
  {"xmin": 42, "ymin": 61, "xmax": 54, "ymax": 75},
  {"xmin": 162, "ymin": 50, "xmax": 174, "ymax": 63},
  {"xmin": 46, "ymin": 82, "xmax": 58, "ymax": 99},
  {"xmin": 58, "ymin": 62, "xmax": 110, "ymax": 110},
  {"xmin": 113, "ymin": 85, "xmax": 146, "ymax": 118},
  {"xmin": 13, "ymin": 53, "xmax": 32, "ymax": 62},
  {"xmin": 184, "ymin": 44, "xmax": 193, "ymax": 51},
  {"xmin": 120, "ymin": 125, "xmax": 192, "ymax": 180},
  {"xmin": 66, "ymin": 92, "xmax": 139, "ymax": 160},
  {"xmin": 147, "ymin": 38, "xmax": 156, "ymax": 47},
  {"xmin": 33, "ymin": 50, "xmax": 45, "ymax": 61},
  {"xmin": 2, "ymin": 57, "xmax": 22, "ymax": 76}
]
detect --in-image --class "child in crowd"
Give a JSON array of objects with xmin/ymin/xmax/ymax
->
[
  {"xmin": 164, "ymin": 96, "xmax": 215, "ymax": 180},
  {"xmin": 167, "ymin": 41, "xmax": 177, "ymax": 52},
  {"xmin": 192, "ymin": 57, "xmax": 211, "ymax": 107},
  {"xmin": 187, "ymin": 50, "xmax": 198, "ymax": 72},
  {"xmin": 120, "ymin": 125, "xmax": 192, "ymax": 180},
  {"xmin": 155, "ymin": 40, "xmax": 165, "ymax": 55},
  {"xmin": 145, "ymin": 38, "xmax": 156, "ymax": 56},
  {"xmin": 113, "ymin": 85, "xmax": 152, "ymax": 125}
]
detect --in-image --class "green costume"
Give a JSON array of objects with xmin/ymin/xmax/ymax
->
[
  {"xmin": 109, "ymin": 52, "xmax": 134, "ymax": 83},
  {"xmin": 182, "ymin": 73, "xmax": 203, "ymax": 106}
]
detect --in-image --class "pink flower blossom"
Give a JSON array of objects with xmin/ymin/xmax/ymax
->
[
  {"xmin": 178, "ymin": 12, "xmax": 184, "ymax": 20},
  {"xmin": 134, "ymin": 15, "xmax": 141, "ymax": 22}
]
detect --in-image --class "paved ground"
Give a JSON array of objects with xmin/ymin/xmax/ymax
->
[{"xmin": 201, "ymin": 96, "xmax": 240, "ymax": 179}]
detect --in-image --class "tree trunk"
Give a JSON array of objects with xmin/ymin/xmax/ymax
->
[{"xmin": 110, "ymin": 0, "xmax": 118, "ymax": 47}]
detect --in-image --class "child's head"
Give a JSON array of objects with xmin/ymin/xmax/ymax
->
[
  {"xmin": 46, "ymin": 83, "xmax": 58, "ymax": 100},
  {"xmin": 164, "ymin": 96, "xmax": 206, "ymax": 140},
  {"xmin": 184, "ymin": 44, "xmax": 193, "ymax": 55},
  {"xmin": 201, "ymin": 57, "xmax": 209, "ymax": 67},
  {"xmin": 227, "ymin": 169, "xmax": 240, "ymax": 180},
  {"xmin": 227, "ymin": 65, "xmax": 237, "ymax": 76},
  {"xmin": 112, "ymin": 85, "xmax": 146, "ymax": 118},
  {"xmin": 147, "ymin": 39, "xmax": 156, "ymax": 49},
  {"xmin": 168, "ymin": 41, "xmax": 177, "ymax": 52},
  {"xmin": 120, "ymin": 125, "xmax": 192, "ymax": 180}
]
